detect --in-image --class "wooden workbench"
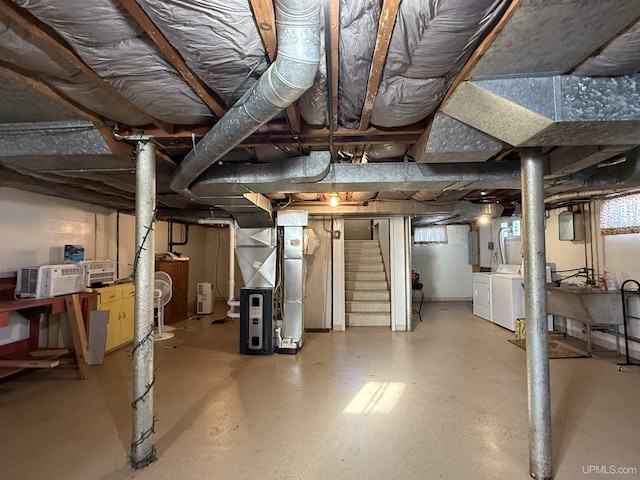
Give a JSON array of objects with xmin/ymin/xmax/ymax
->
[{"xmin": 0, "ymin": 277, "xmax": 93, "ymax": 379}]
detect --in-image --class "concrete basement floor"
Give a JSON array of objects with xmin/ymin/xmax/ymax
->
[{"xmin": 1, "ymin": 301, "xmax": 639, "ymax": 480}]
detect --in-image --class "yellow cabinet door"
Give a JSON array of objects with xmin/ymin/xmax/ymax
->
[
  {"xmin": 96, "ymin": 283, "xmax": 135, "ymax": 352},
  {"xmin": 119, "ymin": 285, "xmax": 135, "ymax": 345}
]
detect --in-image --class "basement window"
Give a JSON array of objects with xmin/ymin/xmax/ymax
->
[
  {"xmin": 600, "ymin": 192, "xmax": 640, "ymax": 235},
  {"xmin": 414, "ymin": 225, "xmax": 448, "ymax": 244}
]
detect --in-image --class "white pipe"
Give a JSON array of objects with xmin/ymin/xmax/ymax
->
[{"xmin": 197, "ymin": 218, "xmax": 239, "ymax": 318}]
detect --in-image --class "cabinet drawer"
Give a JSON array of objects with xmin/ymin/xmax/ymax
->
[
  {"xmin": 97, "ymin": 286, "xmax": 123, "ymax": 305},
  {"xmin": 121, "ymin": 284, "xmax": 135, "ymax": 299}
]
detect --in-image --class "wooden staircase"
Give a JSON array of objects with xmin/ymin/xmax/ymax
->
[{"xmin": 344, "ymin": 240, "xmax": 391, "ymax": 326}]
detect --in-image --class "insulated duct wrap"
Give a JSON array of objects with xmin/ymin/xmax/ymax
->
[
  {"xmin": 171, "ymin": 0, "xmax": 322, "ymax": 205},
  {"xmin": 370, "ymin": 0, "xmax": 508, "ymax": 127},
  {"xmin": 297, "ymin": 8, "xmax": 328, "ymax": 127},
  {"xmin": 12, "ymin": 0, "xmax": 214, "ymax": 125},
  {"xmin": 135, "ymin": 0, "xmax": 268, "ymax": 106},
  {"xmin": 338, "ymin": 0, "xmax": 381, "ymax": 129},
  {"xmin": 574, "ymin": 20, "xmax": 640, "ymax": 76},
  {"xmin": 0, "ymin": 15, "xmax": 149, "ymax": 126}
]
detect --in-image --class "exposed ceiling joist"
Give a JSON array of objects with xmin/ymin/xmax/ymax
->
[
  {"xmin": 0, "ymin": 61, "xmax": 136, "ymax": 160},
  {"xmin": 359, "ymin": 0, "xmax": 401, "ymax": 131},
  {"xmin": 0, "ymin": 61, "xmax": 101, "ymax": 125},
  {"xmin": 129, "ymin": 122, "xmax": 425, "ymax": 149},
  {"xmin": 328, "ymin": 0, "xmax": 340, "ymax": 161},
  {"xmin": 567, "ymin": 10, "xmax": 640, "ymax": 73},
  {"xmin": 117, "ymin": 0, "xmax": 227, "ymax": 119},
  {"xmin": 0, "ymin": 0, "xmax": 174, "ymax": 133},
  {"xmin": 409, "ymin": 0, "xmax": 524, "ymax": 159},
  {"xmin": 249, "ymin": 0, "xmax": 277, "ymax": 61}
]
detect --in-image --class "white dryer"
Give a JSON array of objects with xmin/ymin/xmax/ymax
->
[{"xmin": 490, "ymin": 273, "xmax": 525, "ymax": 331}]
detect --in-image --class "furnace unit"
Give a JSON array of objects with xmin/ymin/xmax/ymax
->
[{"xmin": 239, "ymin": 287, "xmax": 277, "ymax": 355}]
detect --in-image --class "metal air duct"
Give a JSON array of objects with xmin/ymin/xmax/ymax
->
[
  {"xmin": 443, "ymin": 75, "xmax": 640, "ymax": 147},
  {"xmin": 170, "ymin": 0, "xmax": 322, "ymax": 227}
]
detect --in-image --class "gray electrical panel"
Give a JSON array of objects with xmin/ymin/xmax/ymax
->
[{"xmin": 468, "ymin": 230, "xmax": 479, "ymax": 265}]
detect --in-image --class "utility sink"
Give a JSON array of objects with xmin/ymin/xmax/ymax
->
[
  {"xmin": 546, "ymin": 285, "xmax": 622, "ymax": 325},
  {"xmin": 546, "ymin": 285, "xmax": 622, "ymax": 356}
]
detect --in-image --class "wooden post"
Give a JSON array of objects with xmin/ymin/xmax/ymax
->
[{"xmin": 64, "ymin": 294, "xmax": 90, "ymax": 380}]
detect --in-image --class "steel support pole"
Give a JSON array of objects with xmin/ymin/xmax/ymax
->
[
  {"xmin": 130, "ymin": 141, "xmax": 157, "ymax": 469},
  {"xmin": 521, "ymin": 147, "xmax": 553, "ymax": 479}
]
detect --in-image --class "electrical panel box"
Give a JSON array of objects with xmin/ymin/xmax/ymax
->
[{"xmin": 239, "ymin": 288, "xmax": 277, "ymax": 355}]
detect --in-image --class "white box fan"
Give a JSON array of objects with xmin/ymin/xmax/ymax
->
[{"xmin": 197, "ymin": 283, "xmax": 214, "ymax": 315}]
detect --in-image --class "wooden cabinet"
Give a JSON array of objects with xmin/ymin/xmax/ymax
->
[
  {"xmin": 155, "ymin": 259, "xmax": 189, "ymax": 324},
  {"xmin": 95, "ymin": 283, "xmax": 135, "ymax": 352}
]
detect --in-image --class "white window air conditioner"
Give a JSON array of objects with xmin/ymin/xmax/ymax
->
[
  {"xmin": 16, "ymin": 264, "xmax": 83, "ymax": 299},
  {"xmin": 197, "ymin": 282, "xmax": 214, "ymax": 315},
  {"xmin": 79, "ymin": 260, "xmax": 116, "ymax": 287}
]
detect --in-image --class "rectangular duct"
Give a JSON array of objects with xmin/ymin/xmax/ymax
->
[
  {"xmin": 443, "ymin": 75, "xmax": 640, "ymax": 147},
  {"xmin": 235, "ymin": 227, "xmax": 277, "ymax": 288}
]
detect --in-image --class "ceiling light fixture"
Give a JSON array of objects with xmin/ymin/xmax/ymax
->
[{"xmin": 329, "ymin": 192, "xmax": 339, "ymax": 207}]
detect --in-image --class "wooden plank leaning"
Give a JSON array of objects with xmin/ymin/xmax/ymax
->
[{"xmin": 64, "ymin": 294, "xmax": 89, "ymax": 379}]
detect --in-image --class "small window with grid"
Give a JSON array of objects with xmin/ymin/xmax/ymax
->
[
  {"xmin": 600, "ymin": 193, "xmax": 640, "ymax": 235},
  {"xmin": 414, "ymin": 225, "xmax": 448, "ymax": 244}
]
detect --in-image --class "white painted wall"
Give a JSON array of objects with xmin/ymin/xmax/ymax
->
[
  {"xmin": 389, "ymin": 217, "xmax": 409, "ymax": 331},
  {"xmin": 0, "ymin": 187, "xmax": 210, "ymax": 345},
  {"xmin": 303, "ymin": 218, "xmax": 332, "ymax": 330},
  {"xmin": 0, "ymin": 187, "xmax": 112, "ymax": 272},
  {"xmin": 411, "ymin": 225, "xmax": 473, "ymax": 301},
  {"xmin": 545, "ymin": 203, "xmax": 640, "ymax": 358}
]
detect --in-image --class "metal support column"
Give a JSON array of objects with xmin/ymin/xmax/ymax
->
[
  {"xmin": 521, "ymin": 147, "xmax": 552, "ymax": 479},
  {"xmin": 130, "ymin": 141, "xmax": 157, "ymax": 469}
]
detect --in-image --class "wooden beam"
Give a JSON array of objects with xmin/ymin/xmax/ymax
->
[
  {"xmin": 249, "ymin": 0, "xmax": 277, "ymax": 62},
  {"xmin": 117, "ymin": 0, "xmax": 227, "ymax": 118},
  {"xmin": 359, "ymin": 0, "xmax": 401, "ymax": 131},
  {"xmin": 409, "ymin": 0, "xmax": 525, "ymax": 159},
  {"xmin": 249, "ymin": 0, "xmax": 303, "ymax": 134},
  {"xmin": 0, "ymin": 0, "xmax": 174, "ymax": 133},
  {"xmin": 0, "ymin": 61, "xmax": 138, "ymax": 160},
  {"xmin": 0, "ymin": 359, "xmax": 59, "ymax": 368},
  {"xmin": 0, "ymin": 69, "xmax": 135, "ymax": 160},
  {"xmin": 64, "ymin": 294, "xmax": 89, "ymax": 379},
  {"xmin": 328, "ymin": 0, "xmax": 340, "ymax": 133},
  {"xmin": 567, "ymin": 11, "xmax": 640, "ymax": 74},
  {"xmin": 29, "ymin": 348, "xmax": 71, "ymax": 358},
  {"xmin": 0, "ymin": 61, "xmax": 104, "ymax": 125}
]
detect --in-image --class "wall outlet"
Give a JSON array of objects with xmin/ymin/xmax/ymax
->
[
  {"xmin": 333, "ymin": 230, "xmax": 341, "ymax": 240},
  {"xmin": 488, "ymin": 241, "xmax": 494, "ymax": 250}
]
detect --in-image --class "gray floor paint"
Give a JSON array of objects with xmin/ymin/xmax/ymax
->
[{"xmin": 1, "ymin": 302, "xmax": 639, "ymax": 479}]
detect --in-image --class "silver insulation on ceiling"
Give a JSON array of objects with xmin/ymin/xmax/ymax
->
[
  {"xmin": 0, "ymin": 13, "xmax": 149, "ymax": 126},
  {"xmin": 338, "ymin": 0, "xmax": 380, "ymax": 129},
  {"xmin": 369, "ymin": 0, "xmax": 508, "ymax": 127},
  {"xmin": 135, "ymin": 0, "xmax": 268, "ymax": 106},
  {"xmin": 574, "ymin": 20, "xmax": 640, "ymax": 76},
  {"xmin": 12, "ymin": 0, "xmax": 214, "ymax": 125}
]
